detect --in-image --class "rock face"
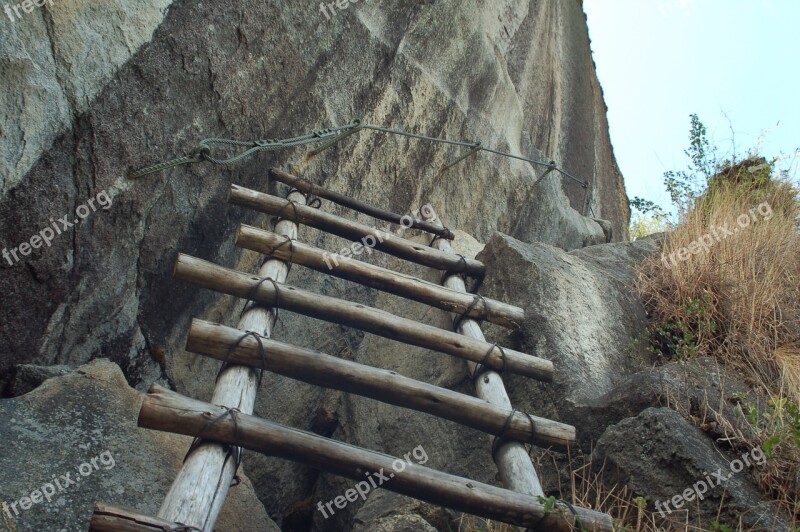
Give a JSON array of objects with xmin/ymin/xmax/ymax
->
[
  {"xmin": 0, "ymin": 0, "xmax": 646, "ymax": 529},
  {"xmin": 0, "ymin": 359, "xmax": 277, "ymax": 531},
  {"xmin": 0, "ymin": 0, "xmax": 628, "ymax": 384},
  {"xmin": 0, "ymin": 0, "xmax": 172, "ymax": 196}
]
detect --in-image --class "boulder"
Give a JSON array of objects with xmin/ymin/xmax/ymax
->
[
  {"xmin": 4, "ymin": 364, "xmax": 77, "ymax": 397},
  {"xmin": 476, "ymin": 232, "xmax": 659, "ymax": 413},
  {"xmin": 0, "ymin": 358, "xmax": 276, "ymax": 531},
  {"xmin": 351, "ymin": 491, "xmax": 454, "ymax": 532},
  {"xmin": 577, "ymin": 356, "xmax": 763, "ymax": 445},
  {"xmin": 594, "ymin": 407, "xmax": 789, "ymax": 531}
]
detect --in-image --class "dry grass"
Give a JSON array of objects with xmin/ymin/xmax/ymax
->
[
  {"xmin": 460, "ymin": 450, "xmax": 723, "ymax": 532},
  {"xmin": 636, "ymin": 170, "xmax": 800, "ymax": 400},
  {"xmin": 634, "ymin": 163, "xmax": 800, "ymax": 526}
]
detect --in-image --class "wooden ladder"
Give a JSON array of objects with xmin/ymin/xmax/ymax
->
[{"xmin": 89, "ymin": 169, "xmax": 613, "ymax": 531}]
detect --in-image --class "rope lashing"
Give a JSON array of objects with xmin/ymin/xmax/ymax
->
[
  {"xmin": 471, "ymin": 344, "xmax": 507, "ymax": 382},
  {"xmin": 216, "ymin": 331, "xmax": 270, "ymax": 387},
  {"xmin": 179, "ymin": 405, "xmax": 246, "ymax": 527},
  {"xmin": 258, "ymin": 235, "xmax": 296, "ymax": 269},
  {"xmin": 452, "ymin": 292, "xmax": 487, "ymax": 331},
  {"xmin": 490, "ymin": 409, "xmax": 538, "ymax": 451},
  {"xmin": 240, "ymin": 276, "xmax": 283, "ymax": 325},
  {"xmin": 128, "ymin": 119, "xmax": 593, "ymax": 214},
  {"xmin": 429, "ymin": 233, "xmax": 485, "ymax": 292}
]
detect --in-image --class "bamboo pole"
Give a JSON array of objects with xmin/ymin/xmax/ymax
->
[
  {"xmin": 173, "ymin": 254, "xmax": 553, "ymax": 381},
  {"xmin": 235, "ymin": 225, "xmax": 524, "ymax": 329},
  {"xmin": 139, "ymin": 385, "xmax": 614, "ymax": 532},
  {"xmin": 427, "ymin": 209, "xmax": 549, "ymax": 499},
  {"xmin": 228, "ymin": 184, "xmax": 485, "ymax": 277},
  {"xmin": 156, "ymin": 190, "xmax": 308, "ymax": 530},
  {"xmin": 187, "ymin": 318, "xmax": 573, "ymax": 449},
  {"xmin": 269, "ymin": 168, "xmax": 455, "ymax": 240},
  {"xmin": 90, "ymin": 503, "xmax": 179, "ymax": 532}
]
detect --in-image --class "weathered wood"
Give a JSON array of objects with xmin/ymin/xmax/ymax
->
[
  {"xmin": 228, "ymin": 184, "xmax": 485, "ymax": 277},
  {"xmin": 89, "ymin": 503, "xmax": 179, "ymax": 532},
  {"xmin": 235, "ymin": 224, "xmax": 524, "ymax": 329},
  {"xmin": 269, "ymin": 168, "xmax": 455, "ymax": 239},
  {"xmin": 187, "ymin": 318, "xmax": 573, "ymax": 449},
  {"xmin": 428, "ymin": 210, "xmax": 549, "ymax": 500},
  {"xmin": 157, "ymin": 190, "xmax": 307, "ymax": 530},
  {"xmin": 174, "ymin": 254, "xmax": 553, "ymax": 381},
  {"xmin": 139, "ymin": 385, "xmax": 614, "ymax": 532}
]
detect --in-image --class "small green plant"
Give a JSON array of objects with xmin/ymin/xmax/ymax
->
[
  {"xmin": 647, "ymin": 294, "xmax": 717, "ymax": 359},
  {"xmin": 746, "ymin": 397, "xmax": 800, "ymax": 458},
  {"xmin": 536, "ymin": 495, "xmax": 558, "ymax": 513},
  {"xmin": 710, "ymin": 520, "xmax": 732, "ymax": 532},
  {"xmin": 630, "ymin": 113, "xmax": 718, "ymax": 225}
]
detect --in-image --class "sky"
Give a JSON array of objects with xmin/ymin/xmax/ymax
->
[{"xmin": 583, "ymin": 0, "xmax": 800, "ymax": 214}]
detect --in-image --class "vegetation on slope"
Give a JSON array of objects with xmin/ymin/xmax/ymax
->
[{"xmin": 630, "ymin": 115, "xmax": 800, "ymax": 530}]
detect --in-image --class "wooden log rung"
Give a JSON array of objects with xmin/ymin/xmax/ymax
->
[
  {"xmin": 269, "ymin": 168, "xmax": 455, "ymax": 240},
  {"xmin": 89, "ymin": 503, "xmax": 180, "ymax": 532},
  {"xmin": 187, "ymin": 318, "xmax": 573, "ymax": 449},
  {"xmin": 173, "ymin": 254, "xmax": 553, "ymax": 381},
  {"xmin": 227, "ymin": 184, "xmax": 485, "ymax": 277},
  {"xmin": 235, "ymin": 224, "xmax": 524, "ymax": 330},
  {"xmin": 138, "ymin": 385, "xmax": 614, "ymax": 532}
]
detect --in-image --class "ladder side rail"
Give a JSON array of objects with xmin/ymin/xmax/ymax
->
[
  {"xmin": 155, "ymin": 189, "xmax": 308, "ymax": 530},
  {"xmin": 427, "ymin": 210, "xmax": 546, "ymax": 498}
]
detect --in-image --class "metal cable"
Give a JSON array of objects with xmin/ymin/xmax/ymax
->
[{"xmin": 129, "ymin": 119, "xmax": 595, "ymax": 214}]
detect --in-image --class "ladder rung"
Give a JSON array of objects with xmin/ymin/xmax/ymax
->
[
  {"xmin": 89, "ymin": 503, "xmax": 177, "ymax": 531},
  {"xmin": 228, "ymin": 184, "xmax": 485, "ymax": 277},
  {"xmin": 174, "ymin": 254, "xmax": 553, "ymax": 381},
  {"xmin": 269, "ymin": 168, "xmax": 455, "ymax": 240},
  {"xmin": 235, "ymin": 224, "xmax": 524, "ymax": 329},
  {"xmin": 139, "ymin": 385, "xmax": 614, "ymax": 532},
  {"xmin": 187, "ymin": 318, "xmax": 573, "ymax": 449}
]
